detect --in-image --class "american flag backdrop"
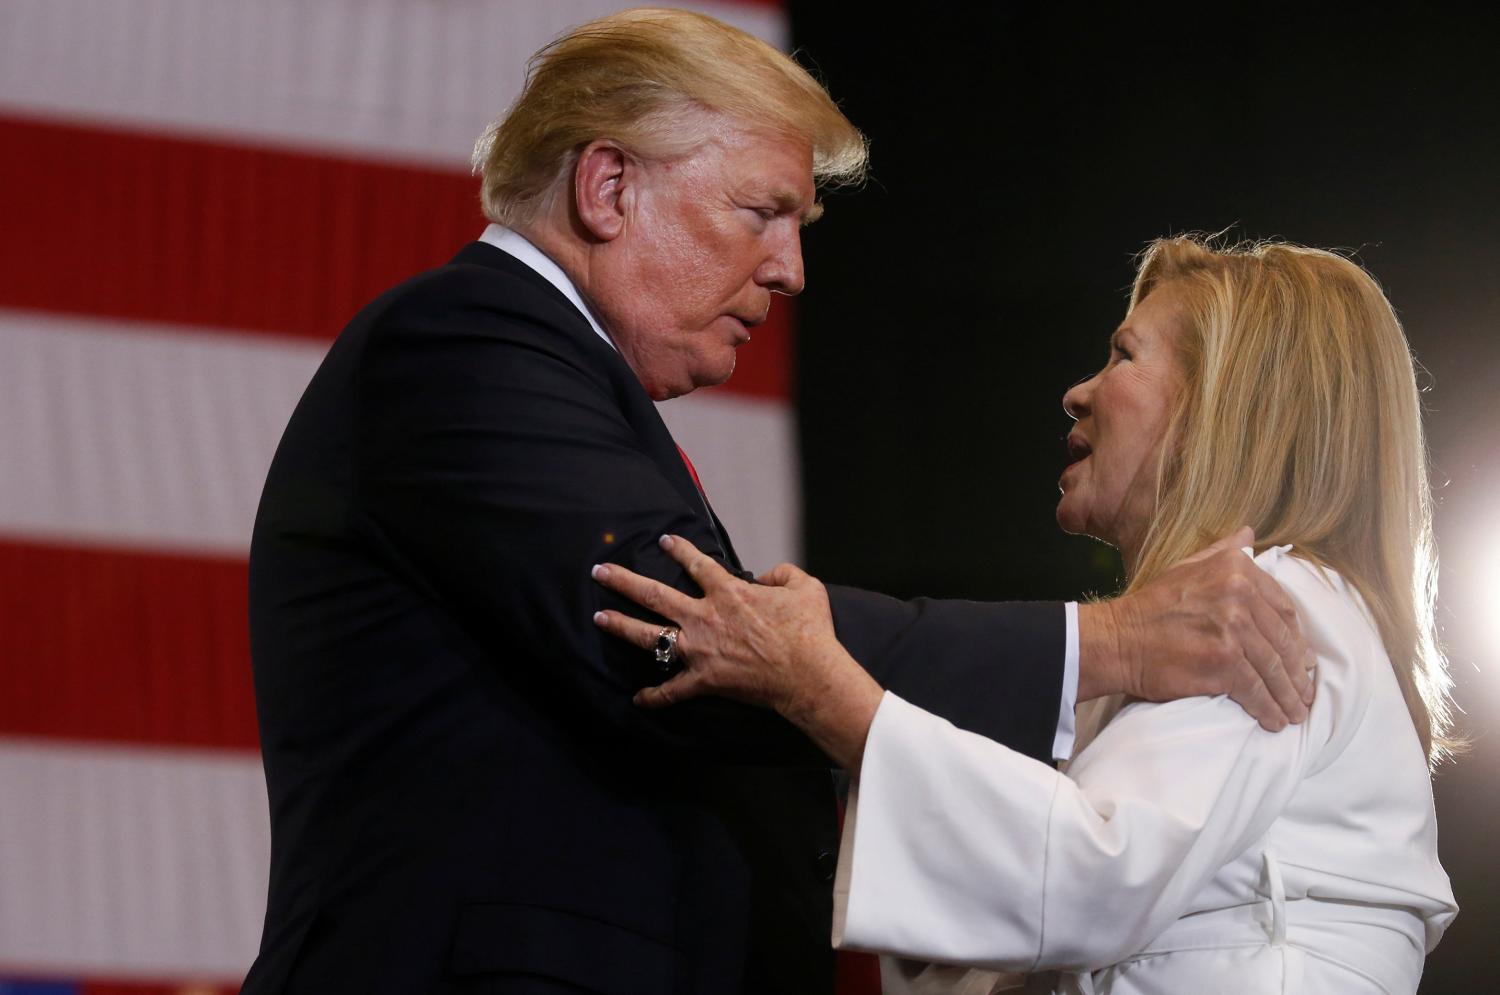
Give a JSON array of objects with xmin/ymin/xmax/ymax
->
[{"xmin": 0, "ymin": 1, "xmax": 800, "ymax": 990}]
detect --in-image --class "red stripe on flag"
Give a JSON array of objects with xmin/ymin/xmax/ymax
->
[
  {"xmin": 0, "ymin": 537, "xmax": 257, "ymax": 752},
  {"xmin": 0, "ymin": 114, "xmax": 790, "ymax": 400},
  {"xmin": 79, "ymin": 981, "xmax": 238, "ymax": 995}
]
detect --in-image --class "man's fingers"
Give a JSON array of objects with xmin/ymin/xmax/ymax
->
[
  {"xmin": 592, "ymin": 609, "xmax": 667, "ymax": 652},
  {"xmin": 1229, "ymin": 668, "xmax": 1290, "ymax": 733},
  {"xmin": 591, "ymin": 561, "xmax": 695, "ymax": 620},
  {"xmin": 659, "ymin": 534, "xmax": 733, "ymax": 592},
  {"xmin": 1243, "ymin": 575, "xmax": 1316, "ymax": 707},
  {"xmin": 633, "ymin": 671, "xmax": 705, "ymax": 709},
  {"xmin": 1244, "ymin": 562, "xmax": 1315, "ymax": 706},
  {"xmin": 1235, "ymin": 619, "xmax": 1307, "ymax": 725},
  {"xmin": 756, "ymin": 562, "xmax": 802, "ymax": 588},
  {"xmin": 1247, "ymin": 559, "xmax": 1301, "ymax": 625}
]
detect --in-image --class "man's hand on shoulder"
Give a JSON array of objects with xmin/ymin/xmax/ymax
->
[{"xmin": 1077, "ymin": 527, "xmax": 1317, "ymax": 731}]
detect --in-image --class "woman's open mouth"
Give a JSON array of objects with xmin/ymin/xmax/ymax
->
[{"xmin": 1065, "ymin": 432, "xmax": 1092, "ymax": 469}]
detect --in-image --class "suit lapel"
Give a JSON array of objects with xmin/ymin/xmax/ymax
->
[
  {"xmin": 450, "ymin": 241, "xmax": 741, "ymax": 571},
  {"xmin": 705, "ymin": 500, "xmax": 747, "ymax": 576}
]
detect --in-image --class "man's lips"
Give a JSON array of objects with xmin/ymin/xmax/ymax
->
[{"xmin": 727, "ymin": 311, "xmax": 766, "ymax": 344}]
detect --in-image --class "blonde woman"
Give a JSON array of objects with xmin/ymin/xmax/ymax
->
[{"xmin": 591, "ymin": 237, "xmax": 1458, "ymax": 992}]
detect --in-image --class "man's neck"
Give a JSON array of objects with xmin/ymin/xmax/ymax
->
[
  {"xmin": 513, "ymin": 220, "xmax": 592, "ymax": 301},
  {"xmin": 510, "ymin": 215, "xmax": 656, "ymax": 399},
  {"xmin": 481, "ymin": 223, "xmax": 615, "ymax": 352}
]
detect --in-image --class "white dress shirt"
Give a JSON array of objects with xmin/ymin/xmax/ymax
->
[{"xmin": 834, "ymin": 546, "xmax": 1456, "ymax": 994}]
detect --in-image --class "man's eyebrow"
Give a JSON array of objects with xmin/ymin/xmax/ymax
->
[
  {"xmin": 747, "ymin": 185, "xmax": 822, "ymax": 225},
  {"xmin": 761, "ymin": 188, "xmax": 822, "ymax": 225}
]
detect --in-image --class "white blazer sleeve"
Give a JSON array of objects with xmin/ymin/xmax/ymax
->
[{"xmin": 834, "ymin": 549, "xmax": 1361, "ymax": 974}]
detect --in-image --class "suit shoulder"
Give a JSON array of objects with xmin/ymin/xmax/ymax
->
[{"xmin": 357, "ymin": 256, "xmax": 583, "ymax": 337}]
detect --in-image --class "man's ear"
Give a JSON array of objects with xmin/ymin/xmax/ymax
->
[{"xmin": 574, "ymin": 140, "xmax": 632, "ymax": 242}]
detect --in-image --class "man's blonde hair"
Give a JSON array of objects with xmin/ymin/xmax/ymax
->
[
  {"xmin": 471, "ymin": 7, "xmax": 868, "ymax": 227},
  {"xmin": 1125, "ymin": 236, "xmax": 1455, "ymax": 763}
]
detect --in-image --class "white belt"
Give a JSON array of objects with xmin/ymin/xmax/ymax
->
[
  {"xmin": 1056, "ymin": 846, "xmax": 1416, "ymax": 995},
  {"xmin": 1102, "ymin": 852, "xmax": 1424, "ymax": 994}
]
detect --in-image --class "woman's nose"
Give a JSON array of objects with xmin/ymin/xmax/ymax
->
[{"xmin": 1063, "ymin": 376, "xmax": 1094, "ymax": 421}]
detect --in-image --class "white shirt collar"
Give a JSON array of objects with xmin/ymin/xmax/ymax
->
[{"xmin": 477, "ymin": 223, "xmax": 616, "ymax": 351}]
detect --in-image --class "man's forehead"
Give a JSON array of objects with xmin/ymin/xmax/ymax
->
[{"xmin": 674, "ymin": 116, "xmax": 821, "ymax": 219}]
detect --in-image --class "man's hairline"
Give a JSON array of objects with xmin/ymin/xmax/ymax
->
[{"xmin": 527, "ymin": 110, "xmax": 828, "ymax": 229}]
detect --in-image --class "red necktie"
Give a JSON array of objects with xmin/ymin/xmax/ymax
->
[{"xmin": 676, "ymin": 444, "xmax": 706, "ymax": 498}]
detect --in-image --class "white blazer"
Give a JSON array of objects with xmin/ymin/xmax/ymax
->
[{"xmin": 833, "ymin": 547, "xmax": 1456, "ymax": 994}]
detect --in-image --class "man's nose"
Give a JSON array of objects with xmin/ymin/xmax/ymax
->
[
  {"xmin": 1063, "ymin": 376, "xmax": 1094, "ymax": 420},
  {"xmin": 758, "ymin": 229, "xmax": 805, "ymax": 296}
]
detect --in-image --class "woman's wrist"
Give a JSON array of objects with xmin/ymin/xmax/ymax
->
[{"xmin": 779, "ymin": 642, "xmax": 884, "ymax": 773}]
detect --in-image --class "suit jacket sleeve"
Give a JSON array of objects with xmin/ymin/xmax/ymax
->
[{"xmin": 827, "ymin": 587, "xmax": 1064, "ymax": 763}]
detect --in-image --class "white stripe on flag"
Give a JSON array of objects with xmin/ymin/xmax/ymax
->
[
  {"xmin": 0, "ymin": 310, "xmax": 324, "ymax": 557},
  {"xmin": 0, "ymin": 738, "xmax": 268, "ymax": 980},
  {"xmin": 0, "ymin": 0, "xmax": 789, "ymax": 168}
]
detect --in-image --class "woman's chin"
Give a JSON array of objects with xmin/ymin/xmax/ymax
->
[{"xmin": 1055, "ymin": 499, "xmax": 1087, "ymax": 536}]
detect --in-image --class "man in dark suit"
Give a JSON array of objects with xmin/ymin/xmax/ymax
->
[{"xmin": 243, "ymin": 9, "xmax": 1312, "ymax": 994}]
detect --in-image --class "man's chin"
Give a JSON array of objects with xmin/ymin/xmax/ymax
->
[
  {"xmin": 651, "ymin": 354, "xmax": 736, "ymax": 400},
  {"xmin": 690, "ymin": 356, "xmax": 738, "ymax": 393}
]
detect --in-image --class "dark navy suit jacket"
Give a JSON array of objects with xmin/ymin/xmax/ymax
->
[{"xmin": 242, "ymin": 242, "xmax": 1065, "ymax": 994}]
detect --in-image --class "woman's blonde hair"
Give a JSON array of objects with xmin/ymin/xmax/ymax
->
[
  {"xmin": 1125, "ymin": 236, "xmax": 1455, "ymax": 763},
  {"xmin": 471, "ymin": 7, "xmax": 868, "ymax": 227}
]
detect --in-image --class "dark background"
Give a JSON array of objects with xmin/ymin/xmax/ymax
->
[{"xmin": 786, "ymin": 5, "xmax": 1499, "ymax": 990}]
